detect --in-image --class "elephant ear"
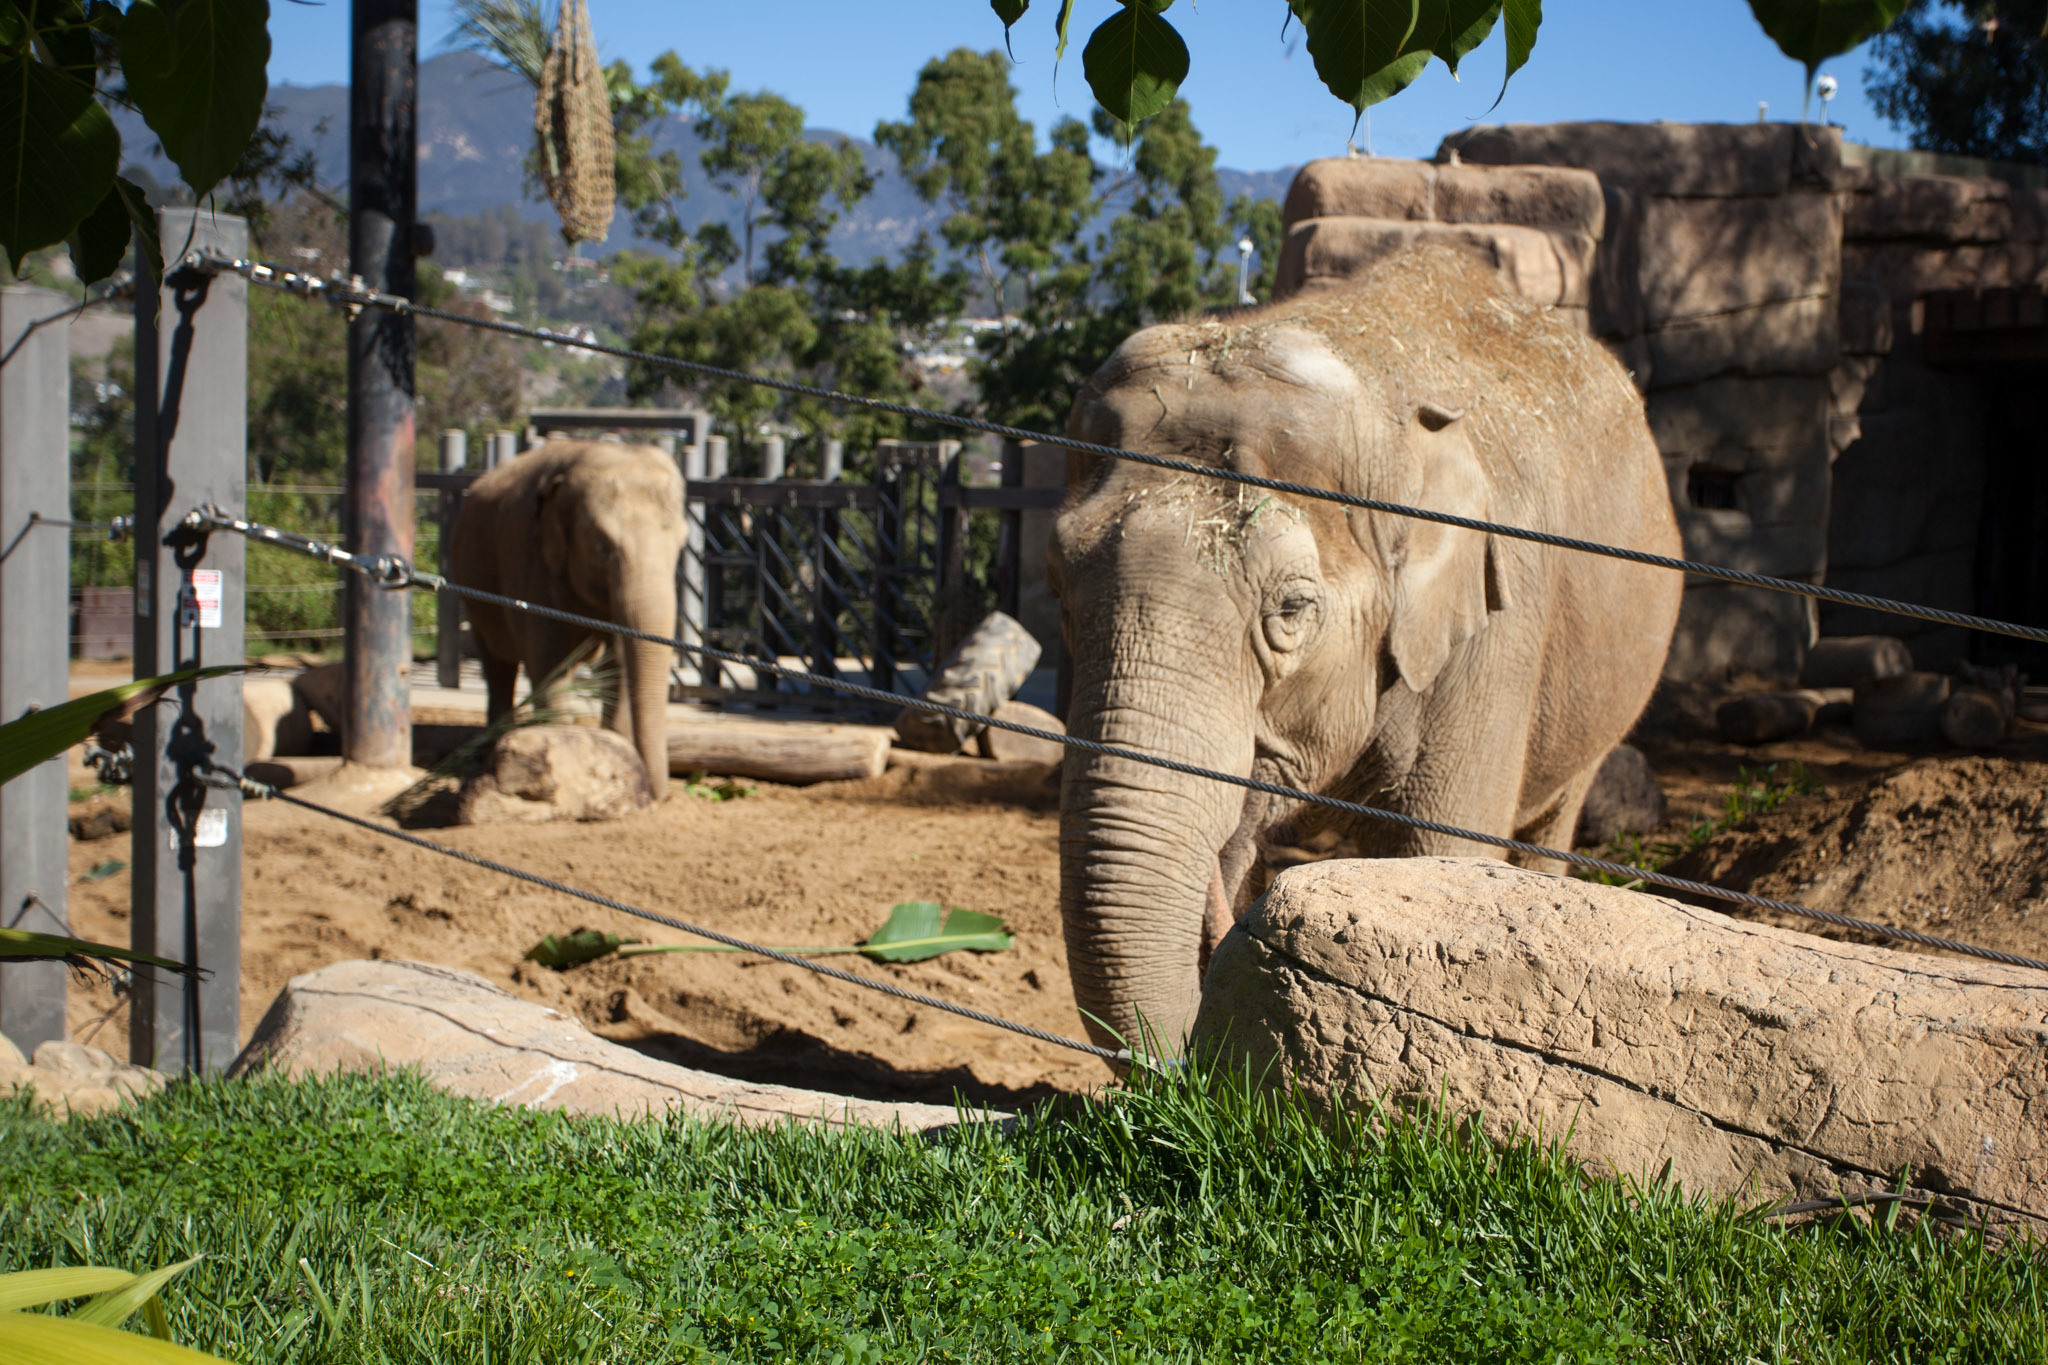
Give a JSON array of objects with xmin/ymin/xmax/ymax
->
[
  {"xmin": 536, "ymin": 464, "xmax": 574, "ymax": 576},
  {"xmin": 1386, "ymin": 405, "xmax": 1507, "ymax": 694}
]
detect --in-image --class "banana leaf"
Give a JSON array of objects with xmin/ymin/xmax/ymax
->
[
  {"xmin": 0, "ymin": 1311, "xmax": 226, "ymax": 1364},
  {"xmin": 0, "ymin": 1257, "xmax": 216, "ymax": 1362},
  {"xmin": 0, "ymin": 666, "xmax": 244, "ymax": 787},
  {"xmin": 525, "ymin": 902, "xmax": 1015, "ymax": 969}
]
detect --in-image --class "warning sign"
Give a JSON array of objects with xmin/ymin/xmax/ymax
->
[{"xmin": 181, "ymin": 569, "xmax": 224, "ymax": 628}]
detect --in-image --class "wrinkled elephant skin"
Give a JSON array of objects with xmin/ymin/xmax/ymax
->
[
  {"xmin": 450, "ymin": 440, "xmax": 686, "ymax": 796},
  {"xmin": 1051, "ymin": 245, "xmax": 1683, "ymax": 1055}
]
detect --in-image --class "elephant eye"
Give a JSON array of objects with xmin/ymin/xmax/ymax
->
[{"xmin": 1261, "ymin": 589, "xmax": 1321, "ymax": 654}]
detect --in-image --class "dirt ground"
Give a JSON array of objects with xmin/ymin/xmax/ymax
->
[{"xmin": 56, "ymin": 668, "xmax": 2048, "ymax": 1102}]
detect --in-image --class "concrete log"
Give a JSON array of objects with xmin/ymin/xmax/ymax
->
[
  {"xmin": 1715, "ymin": 688, "xmax": 1850, "ymax": 744},
  {"xmin": 1282, "ymin": 158, "xmax": 1434, "ymax": 226},
  {"xmin": 1853, "ymin": 671, "xmax": 1953, "ymax": 746},
  {"xmin": 1798, "ymin": 634, "xmax": 1914, "ymax": 689},
  {"xmin": 668, "ymin": 717, "xmax": 891, "ymax": 785},
  {"xmin": 1280, "ymin": 159, "xmax": 1603, "ymax": 238},
  {"xmin": 1192, "ymin": 857, "xmax": 2048, "ymax": 1229},
  {"xmin": 1941, "ymin": 686, "xmax": 2012, "ymax": 750}
]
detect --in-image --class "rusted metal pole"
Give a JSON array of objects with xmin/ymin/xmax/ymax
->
[{"xmin": 345, "ymin": 0, "xmax": 418, "ymax": 770}]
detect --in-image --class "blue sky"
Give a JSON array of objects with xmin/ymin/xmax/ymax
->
[{"xmin": 267, "ymin": 1, "xmax": 1909, "ymax": 170}]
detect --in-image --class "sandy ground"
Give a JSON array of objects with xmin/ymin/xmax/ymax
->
[
  {"xmin": 65, "ymin": 752, "xmax": 1097, "ymax": 1106},
  {"xmin": 55, "ymin": 665, "xmax": 2048, "ymax": 1101}
]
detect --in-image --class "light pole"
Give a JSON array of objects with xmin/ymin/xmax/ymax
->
[
  {"xmin": 1816, "ymin": 74, "xmax": 1839, "ymax": 127},
  {"xmin": 1236, "ymin": 236, "xmax": 1256, "ymax": 305}
]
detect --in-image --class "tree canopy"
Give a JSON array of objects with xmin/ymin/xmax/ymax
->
[
  {"xmin": 1866, "ymin": 1, "xmax": 2048, "ymax": 163},
  {"xmin": 1, "ymin": 0, "xmax": 1917, "ymax": 286}
]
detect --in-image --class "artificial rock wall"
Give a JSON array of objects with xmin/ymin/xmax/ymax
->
[{"xmin": 1442, "ymin": 123, "xmax": 1848, "ymax": 683}]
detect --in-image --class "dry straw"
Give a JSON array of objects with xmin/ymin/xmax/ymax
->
[{"xmin": 535, "ymin": 0, "xmax": 615, "ymax": 244}]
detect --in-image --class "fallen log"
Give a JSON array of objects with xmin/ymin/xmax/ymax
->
[
  {"xmin": 666, "ymin": 718, "xmax": 891, "ymax": 785},
  {"xmin": 1714, "ymin": 688, "xmax": 1849, "ymax": 744}
]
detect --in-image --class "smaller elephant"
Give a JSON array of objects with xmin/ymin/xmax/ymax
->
[{"xmin": 450, "ymin": 439, "xmax": 686, "ymax": 794}]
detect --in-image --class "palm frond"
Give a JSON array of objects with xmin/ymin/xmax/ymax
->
[{"xmin": 445, "ymin": 0, "xmax": 555, "ymax": 87}]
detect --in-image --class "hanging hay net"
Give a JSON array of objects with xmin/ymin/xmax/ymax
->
[{"xmin": 535, "ymin": 0, "xmax": 615, "ymax": 245}]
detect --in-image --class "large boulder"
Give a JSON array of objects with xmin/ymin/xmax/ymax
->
[
  {"xmin": 0, "ymin": 1035, "xmax": 169, "ymax": 1119},
  {"xmin": 1573, "ymin": 744, "xmax": 1666, "ymax": 845},
  {"xmin": 457, "ymin": 723, "xmax": 654, "ymax": 823},
  {"xmin": 244, "ymin": 676, "xmax": 315, "ymax": 763},
  {"xmin": 231, "ymin": 959, "xmax": 977, "ymax": 1132},
  {"xmin": 1193, "ymin": 857, "xmax": 2048, "ymax": 1229}
]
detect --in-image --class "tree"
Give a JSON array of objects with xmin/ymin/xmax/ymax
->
[
  {"xmin": 881, "ymin": 50, "xmax": 1279, "ymax": 431},
  {"xmin": 613, "ymin": 64, "xmax": 967, "ymax": 464},
  {"xmin": 1866, "ymin": 1, "xmax": 2048, "ymax": 163}
]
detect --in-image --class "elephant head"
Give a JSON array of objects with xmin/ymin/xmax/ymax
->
[
  {"xmin": 1049, "ymin": 316, "xmax": 1523, "ymax": 1055},
  {"xmin": 534, "ymin": 445, "xmax": 687, "ymax": 795}
]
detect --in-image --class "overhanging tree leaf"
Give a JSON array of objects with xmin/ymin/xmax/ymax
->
[
  {"xmin": 1748, "ymin": 0, "xmax": 1906, "ymax": 78},
  {"xmin": 859, "ymin": 901, "xmax": 1015, "ymax": 962},
  {"xmin": 1291, "ymin": 0, "xmax": 1437, "ymax": 113},
  {"xmin": 119, "ymin": 0, "xmax": 272, "ymax": 198},
  {"xmin": 0, "ymin": 48, "xmax": 117, "ymax": 268},
  {"xmin": 1501, "ymin": 0, "xmax": 1541, "ymax": 89},
  {"xmin": 992, "ymin": 0, "xmax": 1029, "ymax": 29},
  {"xmin": 112, "ymin": 174, "xmax": 162, "ymax": 287},
  {"xmin": 66, "ymin": 175, "xmax": 129, "ymax": 284},
  {"xmin": 1082, "ymin": 4, "xmax": 1191, "ymax": 125},
  {"xmin": 1433, "ymin": 0, "xmax": 1503, "ymax": 76},
  {"xmin": 1053, "ymin": 0, "xmax": 1077, "ymax": 63},
  {"xmin": 0, "ymin": 666, "xmax": 244, "ymax": 787}
]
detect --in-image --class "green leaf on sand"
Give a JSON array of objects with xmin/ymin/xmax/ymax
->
[
  {"xmin": 858, "ymin": 900, "xmax": 1015, "ymax": 961},
  {"xmin": 526, "ymin": 902, "xmax": 1015, "ymax": 969}
]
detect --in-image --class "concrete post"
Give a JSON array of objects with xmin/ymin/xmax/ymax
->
[
  {"xmin": 436, "ymin": 429, "xmax": 466, "ymax": 689},
  {"xmin": 760, "ymin": 435, "xmax": 786, "ymax": 481},
  {"xmin": 131, "ymin": 212, "xmax": 247, "ymax": 1074},
  {"xmin": 706, "ymin": 434, "xmax": 729, "ymax": 480},
  {"xmin": 679, "ymin": 436, "xmax": 708, "ymax": 688},
  {"xmin": 0, "ymin": 288, "xmax": 73, "ymax": 1051},
  {"xmin": 821, "ymin": 438, "xmax": 844, "ymax": 482},
  {"xmin": 345, "ymin": 0, "xmax": 419, "ymax": 772}
]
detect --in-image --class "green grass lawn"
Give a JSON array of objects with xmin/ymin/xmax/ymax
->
[{"xmin": 3, "ymin": 1064, "xmax": 2041, "ymax": 1363}]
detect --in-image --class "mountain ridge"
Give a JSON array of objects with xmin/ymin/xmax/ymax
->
[{"xmin": 114, "ymin": 51, "xmax": 1297, "ymax": 265}]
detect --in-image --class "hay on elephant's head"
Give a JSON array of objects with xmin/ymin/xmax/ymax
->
[{"xmin": 535, "ymin": 0, "xmax": 615, "ymax": 245}]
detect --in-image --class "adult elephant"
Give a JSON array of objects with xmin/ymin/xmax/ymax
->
[
  {"xmin": 1049, "ymin": 246, "xmax": 1682, "ymax": 1055},
  {"xmin": 450, "ymin": 439, "xmax": 686, "ymax": 795}
]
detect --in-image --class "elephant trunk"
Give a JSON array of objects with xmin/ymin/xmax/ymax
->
[
  {"xmin": 1060, "ymin": 667, "xmax": 1251, "ymax": 1057},
  {"xmin": 613, "ymin": 558, "xmax": 676, "ymax": 797}
]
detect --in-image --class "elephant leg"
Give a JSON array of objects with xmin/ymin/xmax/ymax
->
[
  {"xmin": 480, "ymin": 650, "xmax": 520, "ymax": 725},
  {"xmin": 520, "ymin": 620, "xmax": 599, "ymax": 715},
  {"xmin": 602, "ymin": 635, "xmax": 631, "ymax": 739},
  {"xmin": 1513, "ymin": 767, "xmax": 1600, "ymax": 872}
]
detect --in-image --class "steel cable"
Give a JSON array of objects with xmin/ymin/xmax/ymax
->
[
  {"xmin": 190, "ymin": 506, "xmax": 2048, "ymax": 976},
  {"xmin": 206, "ymin": 771, "xmax": 1126, "ymax": 1065},
  {"xmin": 191, "ymin": 250, "xmax": 2048, "ymax": 649}
]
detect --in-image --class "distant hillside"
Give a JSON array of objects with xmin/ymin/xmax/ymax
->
[{"xmin": 112, "ymin": 51, "xmax": 1295, "ymax": 267}]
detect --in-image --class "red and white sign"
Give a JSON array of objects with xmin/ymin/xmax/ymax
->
[{"xmin": 182, "ymin": 569, "xmax": 224, "ymax": 628}]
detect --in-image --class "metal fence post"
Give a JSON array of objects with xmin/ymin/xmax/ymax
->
[
  {"xmin": 435, "ymin": 429, "xmax": 465, "ymax": 688},
  {"xmin": 345, "ymin": 0, "xmax": 418, "ymax": 772},
  {"xmin": 936, "ymin": 450, "xmax": 969, "ymax": 660},
  {"xmin": 0, "ymin": 287, "xmax": 73, "ymax": 1051},
  {"xmin": 132, "ymin": 211, "xmax": 248, "ymax": 1074}
]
